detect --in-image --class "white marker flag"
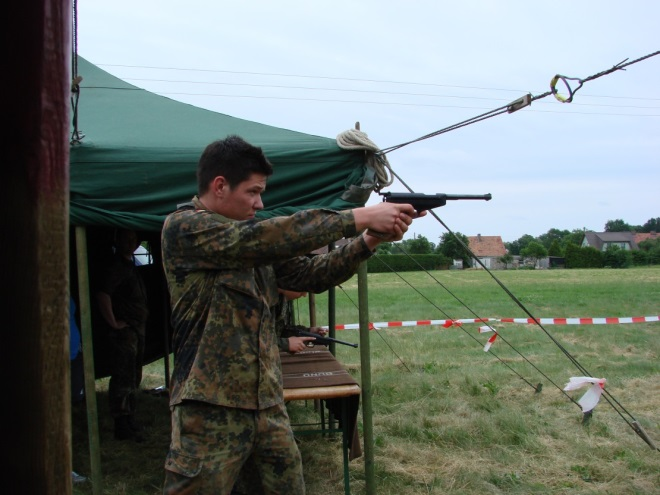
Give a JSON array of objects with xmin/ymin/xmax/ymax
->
[{"xmin": 563, "ymin": 376, "xmax": 607, "ymax": 413}]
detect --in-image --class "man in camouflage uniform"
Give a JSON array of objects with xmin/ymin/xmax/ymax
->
[
  {"xmin": 96, "ymin": 228, "xmax": 149, "ymax": 442},
  {"xmin": 161, "ymin": 135, "xmax": 417, "ymax": 494}
]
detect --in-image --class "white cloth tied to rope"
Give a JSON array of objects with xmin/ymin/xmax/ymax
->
[
  {"xmin": 336, "ymin": 129, "xmax": 394, "ymax": 199},
  {"xmin": 564, "ymin": 376, "xmax": 607, "ymax": 413}
]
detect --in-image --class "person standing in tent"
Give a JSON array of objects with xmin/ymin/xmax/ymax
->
[
  {"xmin": 96, "ymin": 228, "xmax": 149, "ymax": 442},
  {"xmin": 160, "ymin": 134, "xmax": 420, "ymax": 494}
]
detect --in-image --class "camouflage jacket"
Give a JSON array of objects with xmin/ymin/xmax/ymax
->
[{"xmin": 161, "ymin": 196, "xmax": 373, "ymax": 410}]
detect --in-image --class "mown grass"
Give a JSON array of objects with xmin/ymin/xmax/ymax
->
[
  {"xmin": 73, "ymin": 267, "xmax": 660, "ymax": 494},
  {"xmin": 298, "ymin": 267, "xmax": 660, "ymax": 325}
]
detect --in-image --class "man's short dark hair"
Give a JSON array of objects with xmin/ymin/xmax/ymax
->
[{"xmin": 197, "ymin": 135, "xmax": 274, "ymax": 194}]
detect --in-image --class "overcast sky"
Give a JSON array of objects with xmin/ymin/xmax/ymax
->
[{"xmin": 76, "ymin": 0, "xmax": 659, "ymax": 243}]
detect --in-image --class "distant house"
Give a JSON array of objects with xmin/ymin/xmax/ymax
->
[
  {"xmin": 467, "ymin": 234, "xmax": 507, "ymax": 269},
  {"xmin": 634, "ymin": 231, "xmax": 659, "ymax": 246},
  {"xmin": 581, "ymin": 232, "xmax": 641, "ymax": 251}
]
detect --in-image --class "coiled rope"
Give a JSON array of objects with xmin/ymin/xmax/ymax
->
[{"xmin": 336, "ymin": 129, "xmax": 394, "ymax": 192}]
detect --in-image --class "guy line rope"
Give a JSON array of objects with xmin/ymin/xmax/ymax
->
[{"xmin": 335, "ymin": 50, "xmax": 660, "ymax": 450}]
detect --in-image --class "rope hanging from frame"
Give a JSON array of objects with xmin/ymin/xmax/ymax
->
[{"xmin": 336, "ymin": 128, "xmax": 394, "ymax": 192}]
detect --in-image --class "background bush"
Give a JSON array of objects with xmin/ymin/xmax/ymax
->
[
  {"xmin": 564, "ymin": 244, "xmax": 603, "ymax": 268},
  {"xmin": 367, "ymin": 254, "xmax": 452, "ymax": 273}
]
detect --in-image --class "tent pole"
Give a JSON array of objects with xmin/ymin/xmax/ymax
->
[
  {"xmin": 357, "ymin": 261, "xmax": 375, "ymax": 494},
  {"xmin": 327, "ymin": 242, "xmax": 337, "ymax": 356},
  {"xmin": 308, "ymin": 293, "xmax": 317, "ymax": 327},
  {"xmin": 161, "ymin": 285, "xmax": 171, "ymax": 390},
  {"xmin": 75, "ymin": 226, "xmax": 103, "ymax": 494},
  {"xmin": 354, "ymin": 119, "xmax": 375, "ymax": 493},
  {"xmin": 327, "ymin": 242, "xmax": 337, "ymax": 430}
]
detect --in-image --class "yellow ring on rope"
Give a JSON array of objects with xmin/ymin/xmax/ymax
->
[{"xmin": 550, "ymin": 75, "xmax": 570, "ymax": 103}]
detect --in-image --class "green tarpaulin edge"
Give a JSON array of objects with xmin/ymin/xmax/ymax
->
[{"xmin": 69, "ymin": 57, "xmax": 373, "ymax": 232}]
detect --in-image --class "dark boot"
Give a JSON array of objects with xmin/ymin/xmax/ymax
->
[
  {"xmin": 115, "ymin": 416, "xmax": 144, "ymax": 442},
  {"xmin": 127, "ymin": 416, "xmax": 143, "ymax": 432}
]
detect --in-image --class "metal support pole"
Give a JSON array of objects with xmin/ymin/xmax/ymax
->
[
  {"xmin": 357, "ymin": 261, "xmax": 375, "ymax": 494},
  {"xmin": 328, "ymin": 241, "xmax": 336, "ymax": 356},
  {"xmin": 328, "ymin": 243, "xmax": 337, "ymax": 429},
  {"xmin": 308, "ymin": 293, "xmax": 317, "ymax": 327}
]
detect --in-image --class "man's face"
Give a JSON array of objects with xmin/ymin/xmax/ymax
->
[
  {"xmin": 220, "ymin": 173, "xmax": 267, "ymax": 221},
  {"xmin": 116, "ymin": 230, "xmax": 139, "ymax": 258}
]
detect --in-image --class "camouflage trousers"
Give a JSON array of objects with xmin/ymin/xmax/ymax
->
[
  {"xmin": 108, "ymin": 326, "xmax": 145, "ymax": 418},
  {"xmin": 163, "ymin": 400, "xmax": 304, "ymax": 495}
]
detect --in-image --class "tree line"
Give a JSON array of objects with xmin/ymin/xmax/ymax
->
[{"xmin": 372, "ymin": 217, "xmax": 660, "ymax": 270}]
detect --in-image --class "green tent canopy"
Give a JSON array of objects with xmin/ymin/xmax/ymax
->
[
  {"xmin": 69, "ymin": 56, "xmax": 372, "ymax": 232},
  {"xmin": 69, "ymin": 56, "xmax": 376, "ymax": 378}
]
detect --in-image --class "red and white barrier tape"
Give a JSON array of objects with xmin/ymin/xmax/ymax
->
[{"xmin": 331, "ymin": 315, "xmax": 659, "ymax": 331}]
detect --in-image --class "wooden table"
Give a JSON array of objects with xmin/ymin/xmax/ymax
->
[{"xmin": 281, "ymin": 349, "xmax": 361, "ymax": 495}]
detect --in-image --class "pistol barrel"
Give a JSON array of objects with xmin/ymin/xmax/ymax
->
[{"xmin": 381, "ymin": 192, "xmax": 491, "ymax": 211}]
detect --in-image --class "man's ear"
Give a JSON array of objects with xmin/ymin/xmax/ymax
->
[{"xmin": 211, "ymin": 176, "xmax": 228, "ymax": 197}]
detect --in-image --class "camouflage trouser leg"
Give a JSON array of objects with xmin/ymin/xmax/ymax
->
[
  {"xmin": 232, "ymin": 454, "xmax": 264, "ymax": 495},
  {"xmin": 163, "ymin": 400, "xmax": 304, "ymax": 495},
  {"xmin": 108, "ymin": 326, "xmax": 145, "ymax": 417}
]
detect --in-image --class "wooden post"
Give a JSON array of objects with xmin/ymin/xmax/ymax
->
[
  {"xmin": 354, "ymin": 120, "xmax": 376, "ymax": 493},
  {"xmin": 358, "ymin": 262, "xmax": 375, "ymax": 494},
  {"xmin": 3, "ymin": 0, "xmax": 73, "ymax": 492},
  {"xmin": 75, "ymin": 227, "xmax": 104, "ymax": 493}
]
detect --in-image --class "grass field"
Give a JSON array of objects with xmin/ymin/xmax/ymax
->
[{"xmin": 72, "ymin": 267, "xmax": 660, "ymax": 494}]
